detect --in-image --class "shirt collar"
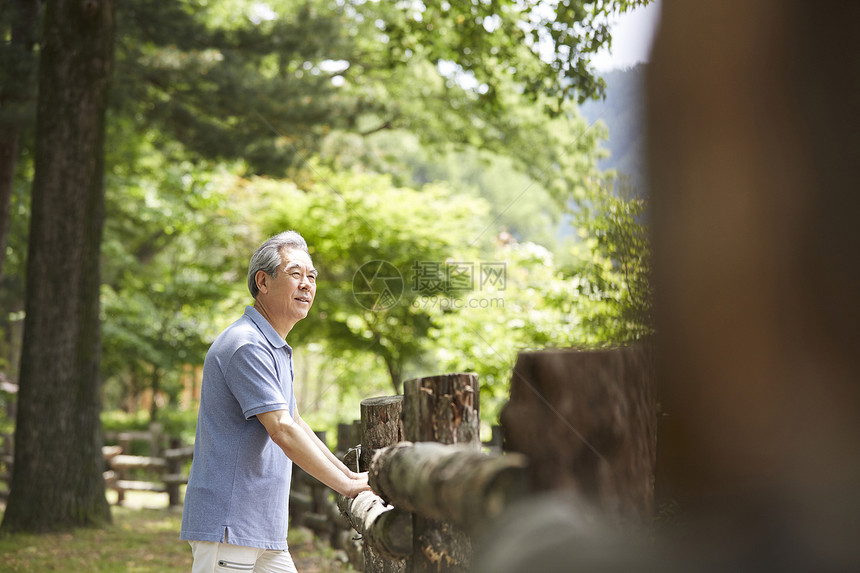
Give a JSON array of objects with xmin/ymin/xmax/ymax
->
[{"xmin": 244, "ymin": 305, "xmax": 292, "ymax": 353}]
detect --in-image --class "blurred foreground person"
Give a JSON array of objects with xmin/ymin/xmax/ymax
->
[{"xmin": 475, "ymin": 0, "xmax": 859, "ymax": 570}]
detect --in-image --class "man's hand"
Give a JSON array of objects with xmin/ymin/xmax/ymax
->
[{"xmin": 344, "ymin": 471, "xmax": 372, "ymax": 498}]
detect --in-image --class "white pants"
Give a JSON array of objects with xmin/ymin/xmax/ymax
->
[{"xmin": 189, "ymin": 540, "xmax": 298, "ymax": 573}]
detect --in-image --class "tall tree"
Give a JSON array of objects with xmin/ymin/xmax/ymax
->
[
  {"xmin": 106, "ymin": 0, "xmax": 643, "ymax": 176},
  {"xmin": 1, "ymin": 0, "xmax": 115, "ymax": 533},
  {"xmin": 0, "ymin": 0, "xmax": 40, "ymax": 288}
]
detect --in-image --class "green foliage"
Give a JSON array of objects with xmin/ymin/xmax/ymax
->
[
  {"xmin": 429, "ymin": 239, "xmax": 586, "ymax": 421},
  {"xmin": 112, "ymin": 0, "xmax": 362, "ymax": 175},
  {"xmin": 321, "ymin": 129, "xmax": 564, "ymax": 248},
  {"xmin": 337, "ymin": 67, "xmax": 607, "ymax": 212},
  {"xmin": 567, "ymin": 176, "xmax": 653, "ymax": 343},
  {"xmin": 289, "ymin": 344, "xmax": 382, "ymax": 437},
  {"xmin": 100, "ymin": 128, "xmax": 253, "ymax": 415},
  {"xmin": 426, "ymin": 178, "xmax": 653, "ymax": 423},
  {"xmin": 361, "ymin": 0, "xmax": 653, "ymax": 106},
  {"xmin": 108, "ymin": 0, "xmax": 633, "ymax": 176},
  {"xmin": 256, "ymin": 167, "xmax": 491, "ymax": 392},
  {"xmin": 0, "ymin": 0, "xmax": 655, "ymax": 432},
  {"xmin": 0, "ymin": 405, "xmax": 13, "ymax": 435},
  {"xmin": 0, "ymin": 152, "xmax": 31, "ymax": 374},
  {"xmin": 100, "ymin": 410, "xmax": 153, "ymax": 434}
]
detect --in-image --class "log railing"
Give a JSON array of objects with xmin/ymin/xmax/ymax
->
[
  {"xmin": 368, "ymin": 442, "xmax": 529, "ymax": 532},
  {"xmin": 103, "ymin": 423, "xmax": 193, "ymax": 507},
  {"xmin": 336, "ymin": 372, "xmax": 524, "ymax": 572},
  {"xmin": 337, "ymin": 443, "xmax": 529, "ymax": 559},
  {"xmin": 287, "ymin": 431, "xmax": 356, "ymax": 559},
  {"xmin": 334, "ymin": 346, "xmax": 655, "ymax": 572},
  {"xmin": 2, "ymin": 424, "xmax": 194, "ymax": 507}
]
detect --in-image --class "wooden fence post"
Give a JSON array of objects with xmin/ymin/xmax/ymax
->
[
  {"xmin": 500, "ymin": 346, "xmax": 656, "ymax": 528},
  {"xmin": 338, "ymin": 421, "xmax": 362, "ymax": 479},
  {"xmin": 311, "ymin": 430, "xmax": 331, "ymax": 518},
  {"xmin": 337, "ymin": 420, "xmax": 361, "ymax": 457},
  {"xmin": 360, "ymin": 397, "xmax": 403, "ymax": 472},
  {"xmin": 647, "ymin": 2, "xmax": 860, "ymax": 565},
  {"xmin": 403, "ymin": 373, "xmax": 479, "ymax": 447},
  {"xmin": 402, "ymin": 373, "xmax": 479, "ymax": 572},
  {"xmin": 163, "ymin": 441, "xmax": 194, "ymax": 508},
  {"xmin": 360, "ymin": 395, "xmax": 406, "ymax": 573},
  {"xmin": 115, "ymin": 432, "xmax": 131, "ymax": 505},
  {"xmin": 164, "ymin": 436, "xmax": 182, "ymax": 507},
  {"xmin": 148, "ymin": 422, "xmax": 163, "ymax": 457},
  {"xmin": 484, "ymin": 425, "xmax": 503, "ymax": 453},
  {"xmin": 105, "ymin": 427, "xmax": 193, "ymax": 507}
]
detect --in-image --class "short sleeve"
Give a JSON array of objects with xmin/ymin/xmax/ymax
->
[{"xmin": 224, "ymin": 343, "xmax": 293, "ymax": 421}]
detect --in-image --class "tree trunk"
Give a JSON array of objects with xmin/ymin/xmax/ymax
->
[
  {"xmin": 1, "ymin": 0, "xmax": 115, "ymax": 533},
  {"xmin": 0, "ymin": 0, "xmax": 41, "ymax": 288},
  {"xmin": 0, "ymin": 136, "xmax": 19, "ymax": 290},
  {"xmin": 383, "ymin": 356, "xmax": 402, "ymax": 395},
  {"xmin": 369, "ymin": 442, "xmax": 529, "ymax": 532},
  {"xmin": 402, "ymin": 373, "xmax": 480, "ymax": 573}
]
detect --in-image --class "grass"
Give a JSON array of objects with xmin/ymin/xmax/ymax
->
[
  {"xmin": 0, "ymin": 504, "xmax": 189, "ymax": 573},
  {"xmin": 0, "ymin": 492, "xmax": 354, "ymax": 573}
]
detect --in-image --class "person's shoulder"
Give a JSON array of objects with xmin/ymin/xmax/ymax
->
[{"xmin": 211, "ymin": 315, "xmax": 266, "ymax": 353}]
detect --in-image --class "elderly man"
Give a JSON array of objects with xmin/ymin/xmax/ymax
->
[{"xmin": 181, "ymin": 231, "xmax": 370, "ymax": 572}]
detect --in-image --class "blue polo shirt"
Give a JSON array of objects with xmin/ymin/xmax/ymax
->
[{"xmin": 181, "ymin": 306, "xmax": 297, "ymax": 550}]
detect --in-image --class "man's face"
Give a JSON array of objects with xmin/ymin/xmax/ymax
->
[{"xmin": 267, "ymin": 249, "xmax": 317, "ymax": 324}]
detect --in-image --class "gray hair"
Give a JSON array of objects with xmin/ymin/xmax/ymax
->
[{"xmin": 247, "ymin": 231, "xmax": 310, "ymax": 298}]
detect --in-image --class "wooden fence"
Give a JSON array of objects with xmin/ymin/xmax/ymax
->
[
  {"xmin": 0, "ymin": 424, "xmax": 194, "ymax": 507},
  {"xmin": 287, "ymin": 432, "xmax": 362, "ymax": 565},
  {"xmin": 2, "ymin": 345, "xmax": 654, "ymax": 572},
  {"xmin": 102, "ymin": 423, "xmax": 193, "ymax": 507},
  {"xmin": 331, "ymin": 345, "xmax": 655, "ymax": 572}
]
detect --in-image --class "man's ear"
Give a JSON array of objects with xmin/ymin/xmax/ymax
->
[{"xmin": 255, "ymin": 270, "xmax": 269, "ymax": 294}]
